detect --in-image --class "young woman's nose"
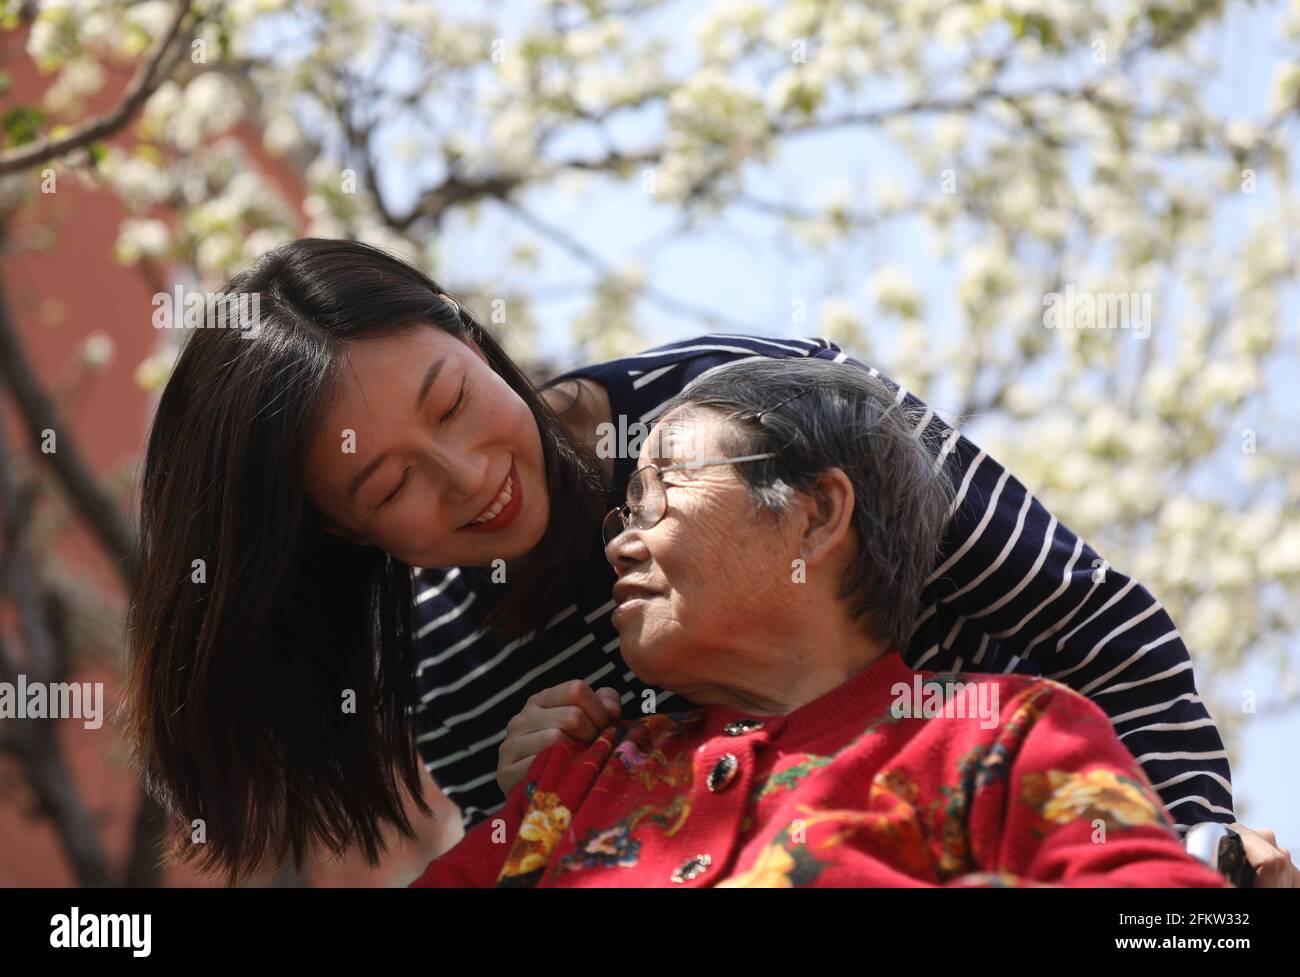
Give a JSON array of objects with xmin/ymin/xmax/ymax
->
[{"xmin": 426, "ymin": 441, "xmax": 491, "ymax": 504}]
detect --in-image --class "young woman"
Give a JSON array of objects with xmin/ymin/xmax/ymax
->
[{"xmin": 123, "ymin": 237, "xmax": 1234, "ymax": 883}]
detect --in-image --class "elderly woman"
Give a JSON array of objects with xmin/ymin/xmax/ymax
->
[{"xmin": 409, "ymin": 358, "xmax": 1225, "ymax": 888}]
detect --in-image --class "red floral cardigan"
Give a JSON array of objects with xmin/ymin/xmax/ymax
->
[{"xmin": 410, "ymin": 651, "xmax": 1227, "ymax": 888}]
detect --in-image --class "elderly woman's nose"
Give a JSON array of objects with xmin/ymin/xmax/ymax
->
[{"xmin": 606, "ymin": 530, "xmax": 649, "ymax": 574}]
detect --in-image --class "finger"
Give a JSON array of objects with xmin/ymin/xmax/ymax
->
[
  {"xmin": 497, "ymin": 728, "xmax": 571, "ymax": 794},
  {"xmin": 528, "ymin": 679, "xmax": 596, "ymax": 710},
  {"xmin": 595, "ymin": 687, "xmax": 623, "ymax": 716},
  {"xmin": 1230, "ymin": 825, "xmax": 1286, "ymax": 884},
  {"xmin": 498, "ymin": 758, "xmax": 534, "ymax": 796},
  {"xmin": 1234, "ymin": 828, "xmax": 1270, "ymax": 864},
  {"xmin": 543, "ymin": 680, "xmax": 619, "ymax": 732},
  {"xmin": 1230, "ymin": 823, "xmax": 1276, "ymax": 851},
  {"xmin": 549, "ymin": 704, "xmax": 603, "ymax": 742},
  {"xmin": 500, "ymin": 727, "xmax": 570, "ymax": 769},
  {"xmin": 567, "ymin": 681, "xmax": 621, "ymax": 730},
  {"xmin": 528, "ymin": 680, "xmax": 614, "ymax": 731}
]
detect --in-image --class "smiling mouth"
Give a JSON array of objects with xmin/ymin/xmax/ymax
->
[{"xmin": 458, "ymin": 462, "xmax": 519, "ymax": 530}]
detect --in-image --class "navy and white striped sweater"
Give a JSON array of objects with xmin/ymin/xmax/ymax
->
[{"xmin": 411, "ymin": 333, "xmax": 1234, "ymax": 833}]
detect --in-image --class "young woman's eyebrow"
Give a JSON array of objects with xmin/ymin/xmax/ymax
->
[
  {"xmin": 346, "ymin": 356, "xmax": 448, "ymax": 503},
  {"xmin": 413, "ymin": 357, "xmax": 447, "ymax": 412}
]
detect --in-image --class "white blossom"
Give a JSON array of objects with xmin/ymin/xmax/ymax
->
[
  {"xmin": 115, "ymin": 218, "xmax": 171, "ymax": 263},
  {"xmin": 864, "ymin": 264, "xmax": 923, "ymax": 319},
  {"xmin": 79, "ymin": 332, "xmax": 114, "ymax": 368}
]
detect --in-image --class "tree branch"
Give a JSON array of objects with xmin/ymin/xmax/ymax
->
[
  {"xmin": 0, "ymin": 0, "xmax": 197, "ymax": 175},
  {"xmin": 499, "ymin": 196, "xmax": 761, "ymax": 334},
  {"xmin": 0, "ymin": 386, "xmax": 112, "ymax": 886},
  {"xmin": 0, "ymin": 258, "xmax": 138, "ymax": 584}
]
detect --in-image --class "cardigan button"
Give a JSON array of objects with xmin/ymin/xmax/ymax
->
[
  {"xmin": 707, "ymin": 752, "xmax": 739, "ymax": 792},
  {"xmin": 671, "ymin": 854, "xmax": 712, "ymax": 883},
  {"xmin": 723, "ymin": 719, "xmax": 764, "ymax": 736}
]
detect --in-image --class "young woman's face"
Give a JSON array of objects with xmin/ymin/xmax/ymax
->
[{"xmin": 305, "ymin": 325, "xmax": 550, "ymax": 568}]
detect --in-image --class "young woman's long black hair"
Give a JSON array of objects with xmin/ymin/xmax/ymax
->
[{"xmin": 121, "ymin": 238, "xmax": 608, "ymax": 883}]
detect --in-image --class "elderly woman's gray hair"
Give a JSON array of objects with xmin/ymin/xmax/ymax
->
[{"xmin": 653, "ymin": 357, "xmax": 956, "ymax": 651}]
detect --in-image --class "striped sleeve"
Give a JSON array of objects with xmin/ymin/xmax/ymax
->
[{"xmin": 809, "ymin": 344, "xmax": 1236, "ymax": 831}]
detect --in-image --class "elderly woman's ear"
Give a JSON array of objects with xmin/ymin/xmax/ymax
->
[{"xmin": 791, "ymin": 467, "xmax": 857, "ymax": 568}]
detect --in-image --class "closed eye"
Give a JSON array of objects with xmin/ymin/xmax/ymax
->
[
  {"xmin": 441, "ymin": 382, "xmax": 466, "ymax": 423},
  {"xmin": 377, "ymin": 383, "xmax": 466, "ymax": 509},
  {"xmin": 378, "ymin": 467, "xmax": 412, "ymax": 508}
]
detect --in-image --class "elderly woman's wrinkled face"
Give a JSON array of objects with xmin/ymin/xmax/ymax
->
[{"xmin": 604, "ymin": 406, "xmax": 804, "ymax": 698}]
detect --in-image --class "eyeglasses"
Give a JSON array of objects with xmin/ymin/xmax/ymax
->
[{"xmin": 601, "ymin": 453, "xmax": 777, "ymax": 548}]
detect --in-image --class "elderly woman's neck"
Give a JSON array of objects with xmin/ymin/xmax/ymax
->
[{"xmin": 673, "ymin": 609, "xmax": 895, "ymax": 716}]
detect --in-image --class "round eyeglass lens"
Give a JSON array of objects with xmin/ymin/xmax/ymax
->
[{"xmin": 627, "ymin": 468, "xmax": 665, "ymax": 529}]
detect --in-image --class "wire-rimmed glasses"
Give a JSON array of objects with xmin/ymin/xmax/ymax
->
[{"xmin": 601, "ymin": 452, "xmax": 777, "ymax": 548}]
